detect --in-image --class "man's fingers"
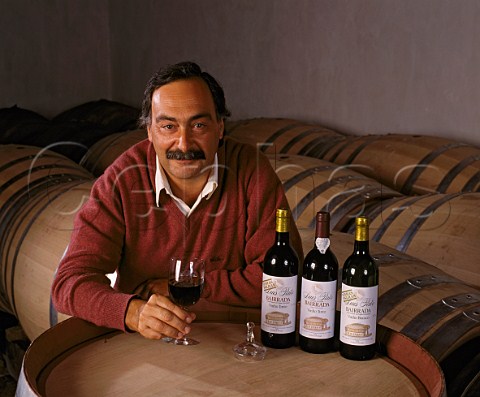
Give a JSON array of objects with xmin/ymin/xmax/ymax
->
[
  {"xmin": 151, "ymin": 294, "xmax": 196, "ymax": 323},
  {"xmin": 138, "ymin": 313, "xmax": 188, "ymax": 340},
  {"xmin": 134, "ymin": 294, "xmax": 195, "ymax": 340}
]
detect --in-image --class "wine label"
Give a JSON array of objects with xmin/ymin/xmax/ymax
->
[
  {"xmin": 299, "ymin": 279, "xmax": 336, "ymax": 339},
  {"xmin": 340, "ymin": 284, "xmax": 378, "ymax": 346},
  {"xmin": 261, "ymin": 274, "xmax": 297, "ymax": 334}
]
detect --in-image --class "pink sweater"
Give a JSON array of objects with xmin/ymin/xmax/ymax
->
[{"xmin": 51, "ymin": 137, "xmax": 303, "ymax": 331}]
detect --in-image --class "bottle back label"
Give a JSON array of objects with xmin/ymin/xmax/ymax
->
[
  {"xmin": 340, "ymin": 284, "xmax": 378, "ymax": 346},
  {"xmin": 261, "ymin": 274, "xmax": 297, "ymax": 334},
  {"xmin": 300, "ymin": 279, "xmax": 336, "ymax": 339}
]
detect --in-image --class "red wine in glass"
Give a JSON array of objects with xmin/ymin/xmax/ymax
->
[
  {"xmin": 169, "ymin": 278, "xmax": 203, "ymax": 307},
  {"xmin": 168, "ymin": 257, "xmax": 205, "ymax": 345}
]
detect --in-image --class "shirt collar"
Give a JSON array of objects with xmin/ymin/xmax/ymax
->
[{"xmin": 155, "ymin": 154, "xmax": 218, "ymax": 216}]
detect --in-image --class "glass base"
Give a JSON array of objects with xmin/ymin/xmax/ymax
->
[
  {"xmin": 174, "ymin": 337, "xmax": 199, "ymax": 346},
  {"xmin": 233, "ymin": 342, "xmax": 266, "ymax": 362}
]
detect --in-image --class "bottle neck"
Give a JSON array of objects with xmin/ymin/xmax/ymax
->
[
  {"xmin": 315, "ymin": 212, "xmax": 330, "ymax": 239},
  {"xmin": 314, "ymin": 225, "xmax": 331, "ymax": 253},
  {"xmin": 353, "ymin": 239, "xmax": 370, "ymax": 254},
  {"xmin": 354, "ymin": 217, "xmax": 369, "ymax": 254},
  {"xmin": 276, "ymin": 231, "xmax": 290, "ymax": 245},
  {"xmin": 275, "ymin": 210, "xmax": 290, "ymax": 245},
  {"xmin": 315, "ymin": 223, "xmax": 329, "ymax": 239}
]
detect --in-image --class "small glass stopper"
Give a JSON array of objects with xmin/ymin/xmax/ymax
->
[{"xmin": 233, "ymin": 322, "xmax": 266, "ymax": 362}]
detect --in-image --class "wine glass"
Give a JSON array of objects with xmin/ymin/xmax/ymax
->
[{"xmin": 168, "ymin": 257, "xmax": 205, "ymax": 345}]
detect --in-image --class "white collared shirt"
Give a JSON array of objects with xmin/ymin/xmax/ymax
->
[{"xmin": 155, "ymin": 154, "xmax": 218, "ymax": 217}]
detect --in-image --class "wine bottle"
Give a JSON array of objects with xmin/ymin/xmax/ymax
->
[
  {"xmin": 299, "ymin": 211, "xmax": 338, "ymax": 354},
  {"xmin": 339, "ymin": 216, "xmax": 379, "ymax": 360},
  {"xmin": 261, "ymin": 208, "xmax": 299, "ymax": 349}
]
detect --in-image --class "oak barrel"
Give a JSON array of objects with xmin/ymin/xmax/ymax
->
[
  {"xmin": 0, "ymin": 145, "xmax": 93, "ymax": 339},
  {"xmin": 0, "ymin": 105, "xmax": 49, "ymax": 145},
  {"xmin": 268, "ymin": 154, "xmax": 402, "ymax": 230},
  {"xmin": 440, "ymin": 336, "xmax": 480, "ymax": 396},
  {"xmin": 23, "ymin": 121, "xmax": 114, "ymax": 163},
  {"xmin": 17, "ymin": 316, "xmax": 445, "ymax": 397},
  {"xmin": 0, "ymin": 145, "xmax": 92, "ymax": 313},
  {"xmin": 321, "ymin": 134, "xmax": 480, "ymax": 195},
  {"xmin": 80, "ymin": 129, "xmax": 147, "ymax": 176},
  {"xmin": 343, "ymin": 193, "xmax": 480, "ymax": 288},
  {"xmin": 5, "ymin": 180, "xmax": 94, "ymax": 340},
  {"xmin": 52, "ymin": 99, "xmax": 140, "ymax": 133},
  {"xmin": 226, "ymin": 117, "xmax": 347, "ymax": 158},
  {"xmin": 0, "ymin": 105, "xmax": 119, "ymax": 162}
]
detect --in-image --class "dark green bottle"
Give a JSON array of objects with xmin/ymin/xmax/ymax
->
[
  {"xmin": 261, "ymin": 209, "xmax": 299, "ymax": 349},
  {"xmin": 299, "ymin": 211, "xmax": 338, "ymax": 353},
  {"xmin": 339, "ymin": 216, "xmax": 379, "ymax": 360}
]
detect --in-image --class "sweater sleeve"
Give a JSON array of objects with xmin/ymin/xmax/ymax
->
[
  {"xmin": 201, "ymin": 149, "xmax": 303, "ymax": 307},
  {"xmin": 51, "ymin": 167, "xmax": 136, "ymax": 332}
]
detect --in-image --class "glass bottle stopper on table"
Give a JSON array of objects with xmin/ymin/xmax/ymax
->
[{"xmin": 233, "ymin": 322, "xmax": 266, "ymax": 362}]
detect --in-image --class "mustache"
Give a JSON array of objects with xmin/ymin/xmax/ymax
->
[{"xmin": 166, "ymin": 150, "xmax": 206, "ymax": 160}]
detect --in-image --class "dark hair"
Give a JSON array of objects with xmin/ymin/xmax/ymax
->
[{"xmin": 138, "ymin": 61, "xmax": 231, "ymax": 129}]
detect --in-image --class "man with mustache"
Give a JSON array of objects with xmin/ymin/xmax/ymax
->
[{"xmin": 52, "ymin": 62, "xmax": 302, "ymax": 340}]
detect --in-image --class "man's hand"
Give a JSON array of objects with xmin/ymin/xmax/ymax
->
[{"xmin": 125, "ymin": 295, "xmax": 196, "ymax": 340}]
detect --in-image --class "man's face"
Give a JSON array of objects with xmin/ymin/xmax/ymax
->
[{"xmin": 147, "ymin": 77, "xmax": 224, "ymax": 185}]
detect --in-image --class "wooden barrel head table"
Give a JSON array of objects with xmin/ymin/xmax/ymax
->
[{"xmin": 19, "ymin": 317, "xmax": 445, "ymax": 397}]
